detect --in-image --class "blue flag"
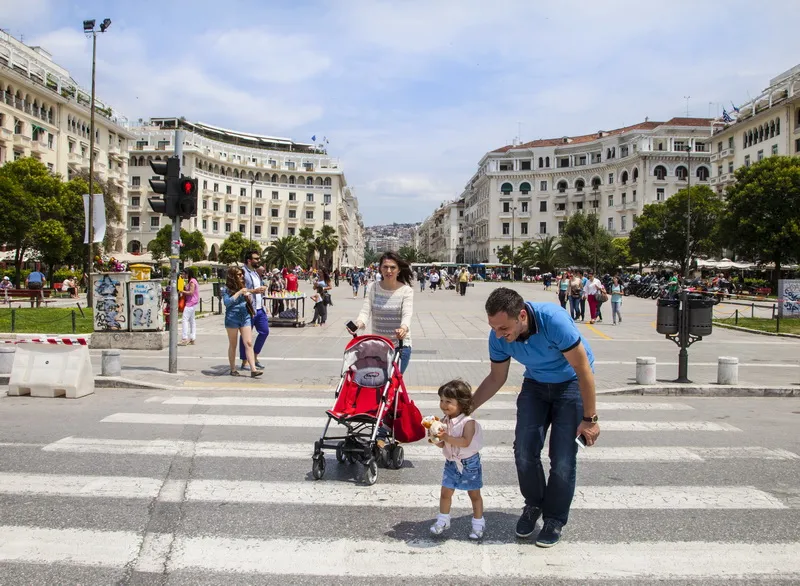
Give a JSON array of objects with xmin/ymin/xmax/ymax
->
[
  {"xmin": 722, "ymin": 109, "xmax": 733, "ymax": 123},
  {"xmin": 311, "ymin": 135, "xmax": 316, "ymax": 142},
  {"xmin": 730, "ymin": 101, "xmax": 739, "ymax": 114}
]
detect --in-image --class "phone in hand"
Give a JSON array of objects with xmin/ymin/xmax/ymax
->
[
  {"xmin": 346, "ymin": 320, "xmax": 358, "ymax": 334},
  {"xmin": 575, "ymin": 434, "xmax": 587, "ymax": 449}
]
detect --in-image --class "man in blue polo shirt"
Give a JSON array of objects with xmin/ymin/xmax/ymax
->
[{"xmin": 472, "ymin": 287, "xmax": 599, "ymax": 548}]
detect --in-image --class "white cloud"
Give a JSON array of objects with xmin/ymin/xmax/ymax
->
[{"xmin": 0, "ymin": 0, "xmax": 53, "ymax": 31}]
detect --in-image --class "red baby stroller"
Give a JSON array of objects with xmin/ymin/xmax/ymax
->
[{"xmin": 311, "ymin": 334, "xmax": 413, "ymax": 485}]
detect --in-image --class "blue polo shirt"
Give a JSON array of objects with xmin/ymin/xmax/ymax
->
[{"xmin": 489, "ymin": 301, "xmax": 594, "ymax": 383}]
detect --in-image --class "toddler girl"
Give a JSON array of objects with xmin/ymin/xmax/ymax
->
[
  {"xmin": 430, "ymin": 379, "xmax": 485, "ymax": 540},
  {"xmin": 310, "ymin": 284, "xmax": 325, "ymax": 326}
]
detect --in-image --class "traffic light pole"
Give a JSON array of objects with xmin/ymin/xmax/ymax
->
[{"xmin": 168, "ymin": 130, "xmax": 184, "ymax": 374}]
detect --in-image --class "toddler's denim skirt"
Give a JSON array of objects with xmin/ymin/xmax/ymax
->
[{"xmin": 442, "ymin": 453, "xmax": 483, "ymax": 491}]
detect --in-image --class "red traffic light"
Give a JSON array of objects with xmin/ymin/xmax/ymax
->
[{"xmin": 180, "ymin": 179, "xmax": 196, "ymax": 195}]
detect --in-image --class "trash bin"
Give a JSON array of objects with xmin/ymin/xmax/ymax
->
[
  {"xmin": 688, "ymin": 295, "xmax": 714, "ymax": 336},
  {"xmin": 656, "ymin": 298, "xmax": 679, "ymax": 335},
  {"xmin": 213, "ymin": 282, "xmax": 222, "ymax": 298}
]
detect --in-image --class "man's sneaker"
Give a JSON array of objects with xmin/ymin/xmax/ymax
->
[
  {"xmin": 535, "ymin": 519, "xmax": 563, "ymax": 548},
  {"xmin": 515, "ymin": 505, "xmax": 541, "ymax": 538},
  {"xmin": 254, "ymin": 361, "xmax": 265, "ymax": 369}
]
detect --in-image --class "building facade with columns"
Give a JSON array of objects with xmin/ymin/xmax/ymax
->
[
  {"xmin": 416, "ymin": 199, "xmax": 464, "ymax": 263},
  {"xmin": 127, "ymin": 118, "xmax": 363, "ymax": 267},
  {"xmin": 0, "ymin": 31, "xmax": 133, "ymax": 252},
  {"xmin": 709, "ymin": 64, "xmax": 800, "ymax": 193},
  {"xmin": 459, "ymin": 117, "xmax": 719, "ymax": 264}
]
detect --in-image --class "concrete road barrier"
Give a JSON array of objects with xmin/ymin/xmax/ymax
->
[
  {"xmin": 8, "ymin": 344, "xmax": 94, "ymax": 399},
  {"xmin": 0, "ymin": 347, "xmax": 15, "ymax": 374},
  {"xmin": 717, "ymin": 357, "xmax": 739, "ymax": 385},
  {"xmin": 636, "ymin": 357, "xmax": 657, "ymax": 385}
]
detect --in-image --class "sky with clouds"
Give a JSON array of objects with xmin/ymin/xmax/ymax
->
[{"xmin": 2, "ymin": 0, "xmax": 798, "ymax": 225}]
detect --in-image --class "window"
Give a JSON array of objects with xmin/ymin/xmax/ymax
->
[
  {"xmin": 289, "ymin": 192, "xmax": 296, "ymax": 201},
  {"xmin": 557, "ymin": 157, "xmax": 569, "ymax": 168},
  {"xmin": 150, "ymin": 217, "xmax": 160, "ymax": 228},
  {"xmin": 796, "ymin": 138, "xmax": 800, "ymax": 153},
  {"xmin": 772, "ymin": 144, "xmax": 779, "ymax": 156},
  {"xmin": 539, "ymin": 201, "xmax": 546, "ymax": 212},
  {"xmin": 577, "ymin": 155, "xmax": 587, "ymax": 165},
  {"xmin": 254, "ymin": 225, "xmax": 262, "ymax": 236},
  {"xmin": 728, "ymin": 162, "xmax": 734, "ymax": 173},
  {"xmin": 502, "ymin": 223, "xmax": 510, "ymax": 235},
  {"xmin": 520, "ymin": 161, "xmax": 531, "ymax": 170},
  {"xmin": 621, "ymin": 216, "xmax": 627, "ymax": 232},
  {"xmin": 131, "ymin": 176, "xmax": 141, "ymax": 187},
  {"xmin": 654, "ymin": 165, "xmax": 667, "ymax": 180},
  {"xmin": 500, "ymin": 182, "xmax": 513, "ymax": 194},
  {"xmin": 744, "ymin": 155, "xmax": 751, "ymax": 167},
  {"xmin": 620, "ymin": 171, "xmax": 629, "ymax": 184},
  {"xmin": 69, "ymin": 141, "xmax": 75, "ymax": 153},
  {"xmin": 255, "ymin": 207, "xmax": 262, "ymax": 216},
  {"xmin": 717, "ymin": 141, "xmax": 723, "ymax": 152},
  {"xmin": 540, "ymin": 181, "xmax": 547, "ymax": 191},
  {"xmin": 305, "ymin": 210, "xmax": 314, "ymax": 220},
  {"xmin": 674, "ymin": 141, "xmax": 685, "ymax": 151},
  {"xmin": 520, "ymin": 182, "xmax": 531, "ymax": 194},
  {"xmin": 757, "ymin": 150, "xmax": 764, "ymax": 162},
  {"xmin": 521, "ymin": 222, "xmax": 528, "ymax": 235},
  {"xmin": 240, "ymin": 188, "xmax": 246, "ymax": 197},
  {"xmin": 557, "ymin": 180, "xmax": 567, "ymax": 193},
  {"xmin": 591, "ymin": 199, "xmax": 599, "ymax": 209},
  {"xmin": 130, "ymin": 217, "xmax": 140, "ymax": 228},
  {"xmin": 225, "ymin": 204, "xmax": 232, "ymax": 213},
  {"xmin": 288, "ymin": 227, "xmax": 295, "ymax": 236},
  {"xmin": 131, "ymin": 196, "xmax": 140, "ymax": 207},
  {"xmin": 289, "ymin": 210, "xmax": 296, "ymax": 219},
  {"xmin": 255, "ymin": 189, "xmax": 262, "ymax": 198},
  {"xmin": 718, "ymin": 165, "xmax": 723, "ymax": 176},
  {"xmin": 521, "ymin": 201, "xmax": 528, "ymax": 212},
  {"xmin": 270, "ymin": 226, "xmax": 278, "ymax": 236},
  {"xmin": 213, "ymin": 202, "xmax": 219, "ymax": 211},
  {"xmin": 621, "ymin": 193, "xmax": 627, "ymax": 205},
  {"xmin": 556, "ymin": 203, "xmax": 566, "ymax": 211},
  {"xmin": 324, "ymin": 211, "xmax": 331, "ymax": 221},
  {"xmin": 545, "ymin": 157, "xmax": 550, "ymax": 167},
  {"xmin": 324, "ymin": 194, "xmax": 332, "ymax": 204},
  {"xmin": 576, "ymin": 202, "xmax": 584, "ymax": 211},
  {"xmin": 676, "ymin": 166, "xmax": 687, "ymax": 180},
  {"xmin": 225, "ymin": 185, "xmax": 231, "ymax": 194},
  {"xmin": 728, "ymin": 137, "xmax": 734, "ymax": 148},
  {"xmin": 306, "ymin": 193, "xmax": 314, "ymax": 202},
  {"xmin": 538, "ymin": 157, "xmax": 544, "ymax": 168},
  {"xmin": 203, "ymin": 180, "xmax": 208, "ymax": 189},
  {"xmin": 503, "ymin": 202, "xmax": 510, "ymax": 213},
  {"xmin": 632, "ymin": 190, "xmax": 637, "ymax": 201},
  {"xmin": 558, "ymin": 221, "xmax": 566, "ymax": 234},
  {"xmin": 213, "ymin": 183, "xmax": 219, "ymax": 192},
  {"xmin": 608, "ymin": 195, "xmax": 613, "ymax": 207},
  {"xmin": 239, "ymin": 205, "xmax": 246, "ymax": 215},
  {"xmin": 695, "ymin": 142, "xmax": 706, "ymax": 152},
  {"xmin": 202, "ymin": 220, "xmax": 207, "ymax": 230},
  {"xmin": 212, "ymin": 221, "xmax": 219, "ymax": 231},
  {"xmin": 608, "ymin": 173, "xmax": 614, "ymax": 184},
  {"xmin": 272, "ymin": 191, "xmax": 279, "ymax": 199},
  {"xmin": 225, "ymin": 222, "xmax": 231, "ymax": 232},
  {"xmin": 575, "ymin": 179, "xmax": 585, "ymax": 192},
  {"xmin": 47, "ymin": 133, "xmax": 53, "ymax": 149},
  {"xmin": 696, "ymin": 167, "xmax": 709, "ymax": 181},
  {"xmin": 539, "ymin": 222, "xmax": 547, "ymax": 234},
  {"xmin": 607, "ymin": 217, "xmax": 614, "ymax": 231},
  {"xmin": 239, "ymin": 224, "xmax": 245, "ymax": 234},
  {"xmin": 271, "ymin": 208, "xmax": 278, "ymax": 218}
]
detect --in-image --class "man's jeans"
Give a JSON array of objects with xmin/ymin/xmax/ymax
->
[
  {"xmin": 239, "ymin": 308, "xmax": 269, "ymax": 361},
  {"xmin": 515, "ymin": 378, "xmax": 583, "ymax": 526}
]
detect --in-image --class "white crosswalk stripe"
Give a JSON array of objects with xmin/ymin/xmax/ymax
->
[{"xmin": 2, "ymin": 389, "xmax": 798, "ymax": 583}]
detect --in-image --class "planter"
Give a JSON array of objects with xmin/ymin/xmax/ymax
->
[{"xmin": 91, "ymin": 272, "xmax": 131, "ymax": 332}]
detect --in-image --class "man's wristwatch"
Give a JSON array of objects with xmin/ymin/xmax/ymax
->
[{"xmin": 582, "ymin": 414, "xmax": 599, "ymax": 423}]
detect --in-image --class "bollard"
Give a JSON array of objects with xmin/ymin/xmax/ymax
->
[
  {"xmin": 199, "ymin": 298, "xmax": 203, "ymax": 313},
  {"xmin": 101, "ymin": 349, "xmax": 122, "ymax": 377},
  {"xmin": 0, "ymin": 347, "xmax": 16, "ymax": 374},
  {"xmin": 636, "ymin": 356, "xmax": 657, "ymax": 385},
  {"xmin": 717, "ymin": 356, "xmax": 739, "ymax": 385}
]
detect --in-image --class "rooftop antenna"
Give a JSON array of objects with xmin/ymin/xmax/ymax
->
[{"xmin": 683, "ymin": 96, "xmax": 691, "ymax": 117}]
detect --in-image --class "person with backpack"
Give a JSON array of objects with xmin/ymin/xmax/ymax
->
[{"xmin": 568, "ymin": 274, "xmax": 583, "ymax": 321}]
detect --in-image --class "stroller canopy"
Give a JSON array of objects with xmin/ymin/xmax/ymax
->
[{"xmin": 342, "ymin": 336, "xmax": 396, "ymax": 388}]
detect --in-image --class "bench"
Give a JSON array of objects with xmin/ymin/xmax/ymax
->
[
  {"xmin": 51, "ymin": 283, "xmax": 76, "ymax": 298},
  {"xmin": 754, "ymin": 287, "xmax": 772, "ymax": 296},
  {"xmin": 2, "ymin": 288, "xmax": 54, "ymax": 307}
]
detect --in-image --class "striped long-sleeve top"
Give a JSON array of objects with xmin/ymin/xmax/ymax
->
[{"xmin": 357, "ymin": 282, "xmax": 414, "ymax": 347}]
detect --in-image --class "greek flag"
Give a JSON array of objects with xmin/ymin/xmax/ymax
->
[
  {"xmin": 722, "ymin": 109, "xmax": 733, "ymax": 123},
  {"xmin": 730, "ymin": 101, "xmax": 740, "ymax": 114}
]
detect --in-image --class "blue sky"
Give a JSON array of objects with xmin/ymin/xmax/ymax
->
[{"xmin": 2, "ymin": 0, "xmax": 798, "ymax": 225}]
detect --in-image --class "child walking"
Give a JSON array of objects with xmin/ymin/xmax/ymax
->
[
  {"xmin": 429, "ymin": 380, "xmax": 485, "ymax": 540},
  {"xmin": 310, "ymin": 284, "xmax": 325, "ymax": 326}
]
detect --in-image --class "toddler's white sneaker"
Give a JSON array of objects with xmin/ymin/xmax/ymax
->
[
  {"xmin": 469, "ymin": 518, "xmax": 485, "ymax": 540},
  {"xmin": 430, "ymin": 513, "xmax": 451, "ymax": 536}
]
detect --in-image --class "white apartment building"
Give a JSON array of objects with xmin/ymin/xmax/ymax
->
[
  {"xmin": 0, "ymin": 31, "xmax": 133, "ymax": 252},
  {"xmin": 417, "ymin": 199, "xmax": 464, "ymax": 263},
  {"xmin": 709, "ymin": 64, "xmax": 800, "ymax": 192},
  {"xmin": 460, "ymin": 117, "xmax": 719, "ymax": 264},
  {"xmin": 127, "ymin": 118, "xmax": 364, "ymax": 268}
]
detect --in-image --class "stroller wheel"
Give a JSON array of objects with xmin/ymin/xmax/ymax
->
[
  {"xmin": 311, "ymin": 456, "xmax": 326, "ymax": 480},
  {"xmin": 362, "ymin": 458, "xmax": 378, "ymax": 486},
  {"xmin": 389, "ymin": 445, "xmax": 405, "ymax": 470},
  {"xmin": 335, "ymin": 442, "xmax": 345, "ymax": 463}
]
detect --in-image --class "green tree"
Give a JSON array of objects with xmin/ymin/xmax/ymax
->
[
  {"xmin": 182, "ymin": 230, "xmax": 207, "ymax": 262},
  {"xmin": 559, "ymin": 212, "xmax": 615, "ymax": 272},
  {"xmin": 30, "ymin": 219, "xmax": 72, "ymax": 282},
  {"xmin": 720, "ymin": 156, "xmax": 800, "ymax": 284},
  {"xmin": 148, "ymin": 225, "xmax": 208, "ymax": 263},
  {"xmin": 218, "ymin": 231, "xmax": 260, "ymax": 265},
  {"xmin": 314, "ymin": 225, "xmax": 339, "ymax": 270},
  {"xmin": 611, "ymin": 238, "xmax": 633, "ymax": 270},
  {"xmin": 298, "ymin": 227, "xmax": 316, "ymax": 269},
  {"xmin": 398, "ymin": 245, "xmax": 423, "ymax": 263},
  {"xmin": 496, "ymin": 245, "xmax": 514, "ymax": 265},
  {"xmin": 629, "ymin": 185, "xmax": 723, "ymax": 275},
  {"xmin": 263, "ymin": 235, "xmax": 306, "ymax": 269},
  {"xmin": 364, "ymin": 247, "xmax": 380, "ymax": 266},
  {"xmin": 518, "ymin": 236, "xmax": 561, "ymax": 273}
]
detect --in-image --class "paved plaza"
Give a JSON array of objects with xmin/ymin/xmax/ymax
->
[{"xmin": 1, "ymin": 281, "xmax": 799, "ymax": 583}]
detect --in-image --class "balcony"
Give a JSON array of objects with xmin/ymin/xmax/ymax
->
[
  {"xmin": 554, "ymin": 209, "xmax": 567, "ymax": 218},
  {"xmin": 303, "ymin": 216, "xmax": 316, "ymax": 224},
  {"xmin": 30, "ymin": 140, "xmax": 46, "ymax": 154},
  {"xmin": 13, "ymin": 134, "xmax": 31, "ymax": 148},
  {"xmin": 720, "ymin": 147, "xmax": 734, "ymax": 159},
  {"xmin": 287, "ymin": 215, "xmax": 299, "ymax": 223},
  {"xmin": 0, "ymin": 127, "xmax": 11, "ymax": 141},
  {"xmin": 108, "ymin": 144, "xmax": 121, "ymax": 158},
  {"xmin": 287, "ymin": 199, "xmax": 300, "ymax": 206},
  {"xmin": 516, "ymin": 211, "xmax": 531, "ymax": 219}
]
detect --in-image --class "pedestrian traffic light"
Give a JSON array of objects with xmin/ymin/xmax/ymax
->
[
  {"xmin": 148, "ymin": 156, "xmax": 180, "ymax": 217},
  {"xmin": 177, "ymin": 177, "xmax": 198, "ymax": 219}
]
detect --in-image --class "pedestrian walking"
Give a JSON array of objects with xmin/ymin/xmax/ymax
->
[
  {"xmin": 222, "ymin": 267, "xmax": 262, "ymax": 378},
  {"xmin": 418, "ymin": 269, "xmax": 426, "ymax": 292},
  {"xmin": 557, "ymin": 272, "xmax": 569, "ymax": 309},
  {"xmin": 351, "ymin": 267, "xmax": 362, "ymax": 298},
  {"xmin": 238, "ymin": 250, "xmax": 269, "ymax": 371},
  {"xmin": 352, "ymin": 251, "xmax": 414, "ymax": 373},
  {"xmin": 568, "ymin": 274, "xmax": 582, "ymax": 320},
  {"xmin": 610, "ymin": 276, "xmax": 623, "ymax": 324},
  {"xmin": 471, "ymin": 287, "xmax": 598, "ymax": 547},
  {"xmin": 178, "ymin": 267, "xmax": 199, "ymax": 346},
  {"xmin": 428, "ymin": 380, "xmax": 485, "ymax": 540},
  {"xmin": 582, "ymin": 271, "xmax": 603, "ymax": 324},
  {"xmin": 429, "ymin": 268, "xmax": 440, "ymax": 292},
  {"xmin": 458, "ymin": 266, "xmax": 470, "ymax": 296},
  {"xmin": 310, "ymin": 284, "xmax": 325, "ymax": 326}
]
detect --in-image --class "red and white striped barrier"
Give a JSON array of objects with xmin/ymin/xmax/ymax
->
[{"xmin": 2, "ymin": 337, "xmax": 89, "ymax": 346}]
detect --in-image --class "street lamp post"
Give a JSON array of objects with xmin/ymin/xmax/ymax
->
[
  {"xmin": 511, "ymin": 205, "xmax": 517, "ymax": 281},
  {"xmin": 83, "ymin": 18, "xmax": 111, "ymax": 306},
  {"xmin": 592, "ymin": 187, "xmax": 599, "ymax": 274},
  {"xmin": 684, "ymin": 143, "xmax": 692, "ymax": 277},
  {"xmin": 249, "ymin": 178, "xmax": 255, "ymax": 244}
]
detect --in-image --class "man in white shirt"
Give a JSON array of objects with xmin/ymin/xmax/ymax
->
[{"xmin": 239, "ymin": 250, "xmax": 269, "ymax": 370}]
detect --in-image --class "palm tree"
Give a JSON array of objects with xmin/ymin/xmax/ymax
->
[
  {"xmin": 298, "ymin": 227, "xmax": 316, "ymax": 269},
  {"xmin": 314, "ymin": 225, "xmax": 339, "ymax": 270},
  {"xmin": 398, "ymin": 245, "xmax": 422, "ymax": 263},
  {"xmin": 263, "ymin": 236, "xmax": 306, "ymax": 269},
  {"xmin": 533, "ymin": 235, "xmax": 562, "ymax": 274},
  {"xmin": 516, "ymin": 241, "xmax": 537, "ymax": 269}
]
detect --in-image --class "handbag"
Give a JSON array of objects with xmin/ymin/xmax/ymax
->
[
  {"xmin": 391, "ymin": 387, "xmax": 426, "ymax": 443},
  {"xmin": 595, "ymin": 288, "xmax": 608, "ymax": 303}
]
